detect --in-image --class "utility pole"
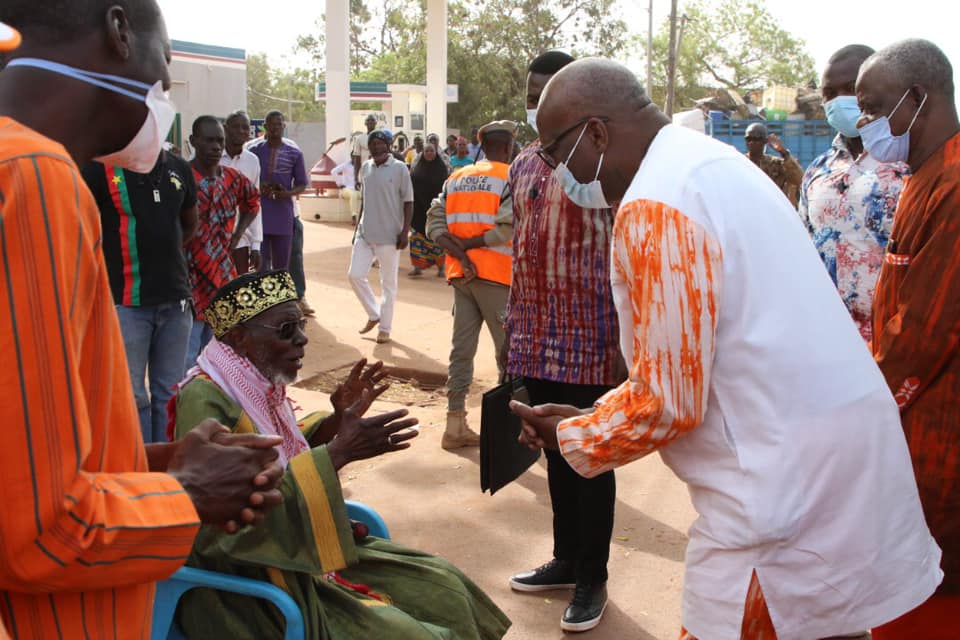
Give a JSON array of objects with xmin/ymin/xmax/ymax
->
[
  {"xmin": 646, "ymin": 0, "xmax": 653, "ymax": 98},
  {"xmin": 664, "ymin": 0, "xmax": 679, "ymax": 117},
  {"xmin": 675, "ymin": 14, "xmax": 688, "ymax": 63}
]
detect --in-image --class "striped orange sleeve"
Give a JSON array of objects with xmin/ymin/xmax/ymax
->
[
  {"xmin": 557, "ymin": 199, "xmax": 722, "ymax": 477},
  {"xmin": 0, "ymin": 152, "xmax": 199, "ymax": 593}
]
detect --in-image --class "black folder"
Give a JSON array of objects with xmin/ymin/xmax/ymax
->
[{"xmin": 480, "ymin": 378, "xmax": 540, "ymax": 495}]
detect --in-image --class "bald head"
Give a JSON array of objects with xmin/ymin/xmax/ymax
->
[
  {"xmin": 535, "ymin": 58, "xmax": 668, "ymax": 206},
  {"xmin": 861, "ymin": 39, "xmax": 954, "ymax": 100},
  {"xmin": 538, "ymin": 58, "xmax": 650, "ymax": 131},
  {"xmin": 1, "ymin": 0, "xmax": 161, "ymax": 45}
]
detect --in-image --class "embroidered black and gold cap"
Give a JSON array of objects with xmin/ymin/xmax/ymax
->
[{"xmin": 205, "ymin": 270, "xmax": 298, "ymax": 338}]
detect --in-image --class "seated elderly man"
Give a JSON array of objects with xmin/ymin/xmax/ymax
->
[{"xmin": 168, "ymin": 270, "xmax": 510, "ymax": 639}]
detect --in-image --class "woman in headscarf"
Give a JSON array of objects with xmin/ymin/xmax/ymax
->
[{"xmin": 408, "ymin": 142, "xmax": 449, "ymax": 276}]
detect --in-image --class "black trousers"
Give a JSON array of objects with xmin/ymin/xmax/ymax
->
[{"xmin": 523, "ymin": 377, "xmax": 616, "ymax": 584}]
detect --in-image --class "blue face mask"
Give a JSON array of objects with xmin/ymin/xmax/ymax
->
[
  {"xmin": 824, "ymin": 95, "xmax": 862, "ymax": 138},
  {"xmin": 859, "ymin": 88, "xmax": 927, "ymax": 164}
]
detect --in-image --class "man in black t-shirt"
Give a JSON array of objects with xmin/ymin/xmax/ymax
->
[{"xmin": 82, "ymin": 150, "xmax": 198, "ymax": 443}]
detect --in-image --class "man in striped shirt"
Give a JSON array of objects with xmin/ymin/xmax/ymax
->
[
  {"xmin": 0, "ymin": 5, "xmax": 286, "ymax": 638},
  {"xmin": 184, "ymin": 115, "xmax": 259, "ymax": 366},
  {"xmin": 82, "ymin": 151, "xmax": 198, "ymax": 443},
  {"xmin": 504, "ymin": 51, "xmax": 622, "ymax": 633}
]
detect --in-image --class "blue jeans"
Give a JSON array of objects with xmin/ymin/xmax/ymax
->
[
  {"xmin": 116, "ymin": 301, "xmax": 192, "ymax": 444},
  {"xmin": 185, "ymin": 319, "xmax": 213, "ymax": 371},
  {"xmin": 290, "ymin": 216, "xmax": 306, "ymax": 298}
]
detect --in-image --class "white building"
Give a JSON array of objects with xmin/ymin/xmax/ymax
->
[{"xmin": 168, "ymin": 39, "xmax": 247, "ymax": 154}]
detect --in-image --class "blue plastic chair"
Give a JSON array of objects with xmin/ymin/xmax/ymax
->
[
  {"xmin": 151, "ymin": 499, "xmax": 389, "ymax": 640},
  {"xmin": 346, "ymin": 499, "xmax": 390, "ymax": 539}
]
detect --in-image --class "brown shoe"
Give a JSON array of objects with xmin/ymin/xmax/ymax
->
[
  {"xmin": 298, "ymin": 299, "xmax": 316, "ymax": 317},
  {"xmin": 360, "ymin": 319, "xmax": 379, "ymax": 334},
  {"xmin": 376, "ymin": 331, "xmax": 391, "ymax": 344},
  {"xmin": 441, "ymin": 411, "xmax": 481, "ymax": 449}
]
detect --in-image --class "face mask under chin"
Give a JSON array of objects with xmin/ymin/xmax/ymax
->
[{"xmin": 552, "ymin": 122, "xmax": 610, "ymax": 210}]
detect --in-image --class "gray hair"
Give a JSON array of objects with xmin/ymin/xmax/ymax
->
[{"xmin": 866, "ymin": 38, "xmax": 954, "ymax": 99}]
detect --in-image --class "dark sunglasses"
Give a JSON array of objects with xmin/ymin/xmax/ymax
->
[
  {"xmin": 535, "ymin": 116, "xmax": 610, "ymax": 169},
  {"xmin": 246, "ymin": 317, "xmax": 307, "ymax": 340},
  {"xmin": 745, "ymin": 136, "xmax": 766, "ymax": 142}
]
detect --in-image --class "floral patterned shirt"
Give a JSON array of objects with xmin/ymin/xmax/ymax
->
[{"xmin": 798, "ymin": 134, "xmax": 908, "ymax": 341}]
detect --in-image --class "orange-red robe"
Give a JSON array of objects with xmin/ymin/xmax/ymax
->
[
  {"xmin": 0, "ymin": 118, "xmax": 200, "ymax": 639},
  {"xmin": 872, "ymin": 131, "xmax": 960, "ymax": 598}
]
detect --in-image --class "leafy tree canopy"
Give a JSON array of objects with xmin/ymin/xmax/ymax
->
[
  {"xmin": 247, "ymin": 0, "xmax": 814, "ymax": 129},
  {"xmin": 650, "ymin": 0, "xmax": 816, "ymax": 109}
]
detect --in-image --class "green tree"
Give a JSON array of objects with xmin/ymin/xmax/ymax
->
[
  {"xmin": 246, "ymin": 53, "xmax": 326, "ymax": 122},
  {"xmin": 294, "ymin": 0, "xmax": 632, "ymax": 138},
  {"xmin": 445, "ymin": 0, "xmax": 633, "ymax": 137},
  {"xmin": 649, "ymin": 0, "xmax": 816, "ymax": 110}
]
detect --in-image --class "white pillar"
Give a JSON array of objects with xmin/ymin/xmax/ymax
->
[
  {"xmin": 325, "ymin": 0, "xmax": 350, "ymax": 147},
  {"xmin": 425, "ymin": 0, "xmax": 448, "ymax": 139}
]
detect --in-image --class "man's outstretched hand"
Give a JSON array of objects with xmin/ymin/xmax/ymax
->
[
  {"xmin": 331, "ymin": 359, "xmax": 390, "ymax": 416},
  {"xmin": 510, "ymin": 401, "xmax": 586, "ymax": 451},
  {"xmin": 326, "ymin": 389, "xmax": 420, "ymax": 470},
  {"xmin": 167, "ymin": 420, "xmax": 285, "ymax": 533}
]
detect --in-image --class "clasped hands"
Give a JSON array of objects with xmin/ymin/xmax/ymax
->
[
  {"xmin": 437, "ymin": 232, "xmax": 478, "ymax": 282},
  {"xmin": 510, "ymin": 402, "xmax": 589, "ymax": 451}
]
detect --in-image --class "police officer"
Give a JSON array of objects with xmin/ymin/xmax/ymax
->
[{"xmin": 427, "ymin": 121, "xmax": 516, "ymax": 449}]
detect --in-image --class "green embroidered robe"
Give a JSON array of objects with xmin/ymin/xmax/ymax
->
[{"xmin": 173, "ymin": 376, "xmax": 511, "ymax": 639}]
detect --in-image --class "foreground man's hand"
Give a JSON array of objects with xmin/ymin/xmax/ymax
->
[
  {"xmin": 326, "ymin": 389, "xmax": 420, "ymax": 470},
  {"xmin": 511, "ymin": 401, "xmax": 585, "ymax": 451},
  {"xmin": 167, "ymin": 419, "xmax": 284, "ymax": 532}
]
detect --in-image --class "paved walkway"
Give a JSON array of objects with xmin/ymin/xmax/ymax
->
[{"xmin": 291, "ymin": 219, "xmax": 696, "ymax": 639}]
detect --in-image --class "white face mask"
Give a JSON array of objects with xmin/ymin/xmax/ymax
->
[
  {"xmin": 6, "ymin": 58, "xmax": 177, "ymax": 173},
  {"xmin": 526, "ymin": 108, "xmax": 538, "ymax": 133},
  {"xmin": 552, "ymin": 122, "xmax": 609, "ymax": 209},
  {"xmin": 859, "ymin": 88, "xmax": 927, "ymax": 164}
]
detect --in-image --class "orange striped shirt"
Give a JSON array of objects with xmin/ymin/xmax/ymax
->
[
  {"xmin": 0, "ymin": 118, "xmax": 200, "ymax": 639},
  {"xmin": 556, "ymin": 199, "xmax": 721, "ymax": 477}
]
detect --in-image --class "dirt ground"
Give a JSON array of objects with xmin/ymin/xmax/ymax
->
[{"xmin": 290, "ymin": 216, "xmax": 697, "ymax": 639}]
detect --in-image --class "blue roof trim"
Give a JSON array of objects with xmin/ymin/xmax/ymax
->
[{"xmin": 171, "ymin": 39, "xmax": 245, "ymax": 61}]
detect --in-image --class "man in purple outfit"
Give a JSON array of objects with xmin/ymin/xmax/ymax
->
[{"xmin": 247, "ymin": 110, "xmax": 308, "ymax": 270}]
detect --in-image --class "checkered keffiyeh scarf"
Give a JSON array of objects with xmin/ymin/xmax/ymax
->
[{"xmin": 169, "ymin": 338, "xmax": 309, "ymax": 466}]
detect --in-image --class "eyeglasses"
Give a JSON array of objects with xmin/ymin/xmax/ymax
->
[
  {"xmin": 535, "ymin": 116, "xmax": 610, "ymax": 169},
  {"xmin": 744, "ymin": 136, "xmax": 766, "ymax": 142},
  {"xmin": 246, "ymin": 317, "xmax": 307, "ymax": 340}
]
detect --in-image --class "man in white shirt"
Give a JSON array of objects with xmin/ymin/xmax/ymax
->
[
  {"xmin": 513, "ymin": 58, "xmax": 941, "ymax": 640},
  {"xmin": 351, "ymin": 114, "xmax": 378, "ymax": 185},
  {"xmin": 222, "ymin": 110, "xmax": 262, "ymax": 273},
  {"xmin": 348, "ymin": 129, "xmax": 413, "ymax": 344},
  {"xmin": 331, "ymin": 159, "xmax": 360, "ymax": 224}
]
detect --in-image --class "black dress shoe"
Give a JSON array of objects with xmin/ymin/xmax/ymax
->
[
  {"xmin": 561, "ymin": 581, "xmax": 608, "ymax": 632},
  {"xmin": 508, "ymin": 559, "xmax": 576, "ymax": 592}
]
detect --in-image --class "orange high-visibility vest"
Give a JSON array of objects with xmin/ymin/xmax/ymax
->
[{"xmin": 444, "ymin": 160, "xmax": 512, "ymax": 286}]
